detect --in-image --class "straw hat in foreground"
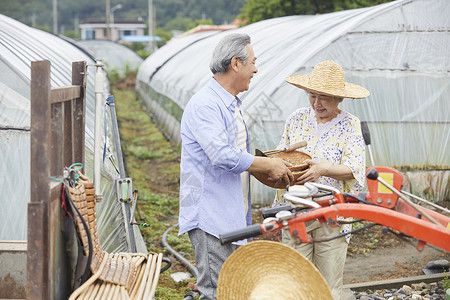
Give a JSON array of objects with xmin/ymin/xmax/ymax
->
[
  {"xmin": 285, "ymin": 60, "xmax": 370, "ymax": 99},
  {"xmin": 217, "ymin": 240, "xmax": 332, "ymax": 300}
]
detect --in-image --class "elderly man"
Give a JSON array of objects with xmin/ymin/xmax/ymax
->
[{"xmin": 178, "ymin": 33, "xmax": 293, "ymax": 299}]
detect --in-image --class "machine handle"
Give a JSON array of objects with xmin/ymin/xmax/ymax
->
[
  {"xmin": 261, "ymin": 205, "xmax": 293, "ymax": 219},
  {"xmin": 366, "ymin": 168, "xmax": 379, "ymax": 180},
  {"xmin": 360, "ymin": 121, "xmax": 371, "ymax": 146},
  {"xmin": 219, "ymin": 224, "xmax": 265, "ymax": 245}
]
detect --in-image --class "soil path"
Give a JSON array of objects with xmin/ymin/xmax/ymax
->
[{"xmin": 344, "ymin": 243, "xmax": 450, "ymax": 284}]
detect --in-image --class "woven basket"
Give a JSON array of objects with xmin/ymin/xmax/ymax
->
[
  {"xmin": 68, "ymin": 173, "xmax": 163, "ymax": 300},
  {"xmin": 252, "ymin": 150, "xmax": 311, "ymax": 189}
]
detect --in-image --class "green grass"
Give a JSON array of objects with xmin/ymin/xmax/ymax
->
[
  {"xmin": 113, "ymin": 86, "xmax": 196, "ymax": 299},
  {"xmin": 127, "ymin": 145, "xmax": 163, "ymax": 160},
  {"xmin": 443, "ymin": 271, "xmax": 450, "ymax": 290}
]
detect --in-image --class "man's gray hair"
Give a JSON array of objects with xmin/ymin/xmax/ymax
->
[{"xmin": 210, "ymin": 33, "xmax": 251, "ymax": 74}]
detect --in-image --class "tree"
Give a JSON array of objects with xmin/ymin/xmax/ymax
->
[
  {"xmin": 240, "ymin": 0, "xmax": 393, "ymax": 24},
  {"xmin": 155, "ymin": 27, "xmax": 172, "ymax": 47},
  {"xmin": 186, "ymin": 18, "xmax": 214, "ymax": 31},
  {"xmin": 164, "ymin": 16, "xmax": 194, "ymax": 31}
]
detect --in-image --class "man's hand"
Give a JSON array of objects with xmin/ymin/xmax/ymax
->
[
  {"xmin": 248, "ymin": 156, "xmax": 294, "ymax": 186},
  {"xmin": 266, "ymin": 158, "xmax": 294, "ymax": 186}
]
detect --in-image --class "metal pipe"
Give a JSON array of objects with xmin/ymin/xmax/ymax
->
[
  {"xmin": 106, "ymin": 0, "xmax": 111, "ymax": 40},
  {"xmin": 367, "ymin": 145, "xmax": 375, "ymax": 167},
  {"xmin": 400, "ymin": 190, "xmax": 450, "ymax": 215},
  {"xmin": 110, "ymin": 4, "xmax": 122, "ymax": 41},
  {"xmin": 107, "ymin": 95, "xmax": 137, "ymax": 252},
  {"xmin": 125, "ymin": 179, "xmax": 136, "ymax": 252},
  {"xmin": 52, "ymin": 0, "xmax": 58, "ymax": 34},
  {"xmin": 130, "ymin": 190, "xmax": 138, "ymax": 223},
  {"xmin": 107, "ymin": 96, "xmax": 126, "ymax": 177},
  {"xmin": 376, "ymin": 176, "xmax": 444, "ymax": 228},
  {"xmin": 161, "ymin": 224, "xmax": 198, "ymax": 278},
  {"xmin": 148, "ymin": 0, "xmax": 154, "ymax": 52},
  {"xmin": 93, "ymin": 61, "xmax": 104, "ymax": 202},
  {"xmin": 308, "ymin": 182, "xmax": 341, "ymax": 195}
]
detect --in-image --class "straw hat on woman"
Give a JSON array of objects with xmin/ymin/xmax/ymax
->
[{"xmin": 273, "ymin": 60, "xmax": 369, "ymax": 300}]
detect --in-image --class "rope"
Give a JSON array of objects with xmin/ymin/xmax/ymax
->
[
  {"xmin": 69, "ymin": 163, "xmax": 84, "ymax": 186},
  {"xmin": 50, "ymin": 162, "xmax": 84, "ymax": 189},
  {"xmin": 50, "ymin": 176, "xmax": 64, "ymax": 183}
]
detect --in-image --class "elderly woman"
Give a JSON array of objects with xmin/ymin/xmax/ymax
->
[{"xmin": 273, "ymin": 60, "xmax": 369, "ymax": 300}]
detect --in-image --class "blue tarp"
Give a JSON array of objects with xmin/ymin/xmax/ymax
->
[{"xmin": 119, "ymin": 35, "xmax": 162, "ymax": 43}]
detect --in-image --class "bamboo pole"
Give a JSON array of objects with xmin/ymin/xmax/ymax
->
[
  {"xmin": 86, "ymin": 282, "xmax": 100, "ymax": 299},
  {"xmin": 127, "ymin": 257, "xmax": 143, "ymax": 294},
  {"xmin": 102, "ymin": 283, "xmax": 113, "ymax": 300},
  {"xmin": 109, "ymin": 284, "xmax": 120, "ymax": 300},
  {"xmin": 79, "ymin": 283, "xmax": 96, "ymax": 300},
  {"xmin": 142, "ymin": 254, "xmax": 158, "ymax": 299},
  {"xmin": 129, "ymin": 263, "xmax": 146, "ymax": 298},
  {"xmin": 93, "ymin": 282, "xmax": 107, "ymax": 300},
  {"xmin": 134, "ymin": 254, "xmax": 154, "ymax": 299},
  {"xmin": 146, "ymin": 253, "xmax": 163, "ymax": 299},
  {"xmin": 69, "ymin": 253, "xmax": 110, "ymax": 300},
  {"xmin": 121, "ymin": 286, "xmax": 131, "ymax": 300}
]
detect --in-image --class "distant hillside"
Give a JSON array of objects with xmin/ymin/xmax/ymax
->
[{"xmin": 0, "ymin": 0, "xmax": 245, "ymax": 33}]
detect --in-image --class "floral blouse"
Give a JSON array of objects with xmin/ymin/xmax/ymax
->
[{"xmin": 272, "ymin": 107, "xmax": 366, "ymax": 241}]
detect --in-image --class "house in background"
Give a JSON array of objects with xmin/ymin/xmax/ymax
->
[{"xmin": 79, "ymin": 20, "xmax": 146, "ymax": 41}]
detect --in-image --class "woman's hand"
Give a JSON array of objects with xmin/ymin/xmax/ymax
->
[
  {"xmin": 295, "ymin": 159, "xmax": 354, "ymax": 185},
  {"xmin": 295, "ymin": 159, "xmax": 326, "ymax": 185}
]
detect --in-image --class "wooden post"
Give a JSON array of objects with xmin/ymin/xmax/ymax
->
[
  {"xmin": 72, "ymin": 61, "xmax": 86, "ymax": 169},
  {"xmin": 28, "ymin": 60, "xmax": 51, "ymax": 300},
  {"xmin": 63, "ymin": 93, "xmax": 74, "ymax": 167}
]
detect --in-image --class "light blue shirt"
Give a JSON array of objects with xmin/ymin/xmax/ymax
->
[{"xmin": 178, "ymin": 78, "xmax": 254, "ymax": 245}]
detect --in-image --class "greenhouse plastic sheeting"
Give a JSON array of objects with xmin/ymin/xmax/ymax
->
[
  {"xmin": 136, "ymin": 0, "xmax": 449, "ymax": 205},
  {"xmin": 76, "ymin": 40, "xmax": 143, "ymax": 76},
  {"xmin": 0, "ymin": 14, "xmax": 146, "ymax": 253}
]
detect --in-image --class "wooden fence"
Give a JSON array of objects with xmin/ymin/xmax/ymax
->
[{"xmin": 27, "ymin": 60, "xmax": 86, "ymax": 300}]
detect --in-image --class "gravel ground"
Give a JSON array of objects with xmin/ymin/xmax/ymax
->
[{"xmin": 352, "ymin": 281, "xmax": 447, "ymax": 299}]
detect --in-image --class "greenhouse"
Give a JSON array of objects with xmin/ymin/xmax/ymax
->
[
  {"xmin": 76, "ymin": 39, "xmax": 143, "ymax": 77},
  {"xmin": 0, "ymin": 14, "xmax": 146, "ymax": 253},
  {"xmin": 136, "ymin": 0, "xmax": 449, "ymax": 206}
]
